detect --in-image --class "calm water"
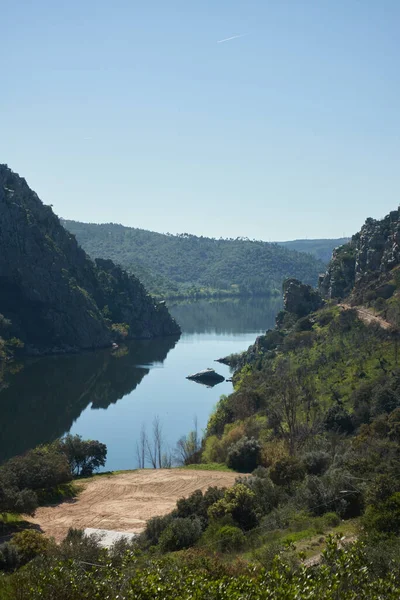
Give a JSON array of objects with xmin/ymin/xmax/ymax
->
[{"xmin": 0, "ymin": 297, "xmax": 281, "ymax": 470}]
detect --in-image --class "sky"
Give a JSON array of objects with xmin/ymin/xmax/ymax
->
[{"xmin": 1, "ymin": 0, "xmax": 399, "ymax": 241}]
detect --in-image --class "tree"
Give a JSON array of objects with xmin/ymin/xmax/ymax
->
[
  {"xmin": 175, "ymin": 417, "xmax": 201, "ymax": 465},
  {"xmin": 269, "ymin": 360, "xmax": 321, "ymax": 455},
  {"xmin": 57, "ymin": 435, "xmax": 107, "ymax": 476}
]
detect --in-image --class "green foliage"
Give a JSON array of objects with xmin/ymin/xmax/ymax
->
[
  {"xmin": 63, "ymin": 220, "xmax": 325, "ymax": 299},
  {"xmin": 203, "ymin": 523, "xmax": 246, "ymax": 552},
  {"xmin": 324, "ymin": 404, "xmax": 354, "ymax": 433},
  {"xmin": 208, "ymin": 483, "xmax": 259, "ymax": 531},
  {"xmin": 159, "ymin": 517, "xmax": 203, "ymax": 552},
  {"xmin": 175, "ymin": 487, "xmax": 225, "ymax": 523},
  {"xmin": 270, "ymin": 456, "xmax": 306, "ymax": 488},
  {"xmin": 56, "ymin": 434, "xmax": 107, "ymax": 476},
  {"xmin": 302, "ymin": 450, "xmax": 330, "ymax": 475},
  {"xmin": 0, "ymin": 543, "xmax": 20, "ymax": 572},
  {"xmin": 227, "ymin": 436, "xmax": 261, "ymax": 472},
  {"xmin": 4, "ymin": 536, "xmax": 400, "ymax": 599},
  {"xmin": 363, "ymin": 493, "xmax": 400, "ymax": 538},
  {"xmin": 10, "ymin": 530, "xmax": 49, "ymax": 564}
]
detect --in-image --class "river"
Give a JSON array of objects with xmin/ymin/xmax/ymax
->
[{"xmin": 0, "ymin": 297, "xmax": 282, "ymax": 470}]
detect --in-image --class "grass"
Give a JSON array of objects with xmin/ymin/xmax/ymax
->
[
  {"xmin": 179, "ymin": 463, "xmax": 234, "ymax": 472},
  {"xmin": 37, "ymin": 482, "xmax": 82, "ymax": 506},
  {"xmin": 0, "ymin": 513, "xmax": 32, "ymax": 536},
  {"xmin": 244, "ymin": 517, "xmax": 359, "ymax": 564}
]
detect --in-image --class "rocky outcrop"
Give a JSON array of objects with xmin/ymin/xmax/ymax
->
[
  {"xmin": 282, "ymin": 278, "xmax": 324, "ymax": 317},
  {"xmin": 0, "ymin": 165, "xmax": 180, "ymax": 354},
  {"xmin": 186, "ymin": 368, "xmax": 225, "ymax": 386},
  {"xmin": 320, "ymin": 208, "xmax": 400, "ymax": 300}
]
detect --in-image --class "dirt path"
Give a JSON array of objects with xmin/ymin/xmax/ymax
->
[
  {"xmin": 339, "ymin": 303, "xmax": 392, "ymax": 330},
  {"xmin": 27, "ymin": 469, "xmax": 237, "ymax": 542}
]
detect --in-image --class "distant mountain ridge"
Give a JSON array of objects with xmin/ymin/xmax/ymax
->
[
  {"xmin": 62, "ymin": 220, "xmax": 326, "ymax": 299},
  {"xmin": 278, "ymin": 238, "xmax": 350, "ymax": 264},
  {"xmin": 0, "ymin": 165, "xmax": 180, "ymax": 356}
]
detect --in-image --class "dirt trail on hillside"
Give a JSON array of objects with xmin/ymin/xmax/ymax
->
[
  {"xmin": 27, "ymin": 469, "xmax": 237, "ymax": 542},
  {"xmin": 339, "ymin": 303, "xmax": 392, "ymax": 330}
]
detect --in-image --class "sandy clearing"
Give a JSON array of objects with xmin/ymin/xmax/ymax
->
[
  {"xmin": 339, "ymin": 303, "xmax": 392, "ymax": 330},
  {"xmin": 27, "ymin": 469, "xmax": 238, "ymax": 542}
]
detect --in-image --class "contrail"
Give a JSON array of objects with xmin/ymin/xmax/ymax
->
[{"xmin": 217, "ymin": 33, "xmax": 248, "ymax": 44}]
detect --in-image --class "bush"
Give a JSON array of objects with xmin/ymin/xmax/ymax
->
[
  {"xmin": 302, "ymin": 450, "xmax": 330, "ymax": 475},
  {"xmin": 363, "ymin": 492, "xmax": 400, "ymax": 538},
  {"xmin": 227, "ymin": 437, "xmax": 261, "ymax": 472},
  {"xmin": 237, "ymin": 469, "xmax": 282, "ymax": 516},
  {"xmin": 269, "ymin": 457, "xmax": 305, "ymax": 488},
  {"xmin": 56, "ymin": 528, "xmax": 106, "ymax": 564},
  {"xmin": 324, "ymin": 405, "xmax": 354, "ymax": 434},
  {"xmin": 11, "ymin": 530, "xmax": 49, "ymax": 564},
  {"xmin": 1, "ymin": 447, "xmax": 72, "ymax": 492},
  {"xmin": 159, "ymin": 517, "xmax": 203, "ymax": 552},
  {"xmin": 208, "ymin": 484, "xmax": 259, "ymax": 531},
  {"xmin": 143, "ymin": 514, "xmax": 174, "ymax": 546},
  {"xmin": 213, "ymin": 525, "xmax": 246, "ymax": 552},
  {"xmin": 176, "ymin": 486, "xmax": 225, "ymax": 524},
  {"xmin": 0, "ymin": 542, "xmax": 20, "ymax": 572}
]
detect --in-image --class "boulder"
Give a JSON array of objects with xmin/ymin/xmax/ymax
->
[{"xmin": 186, "ymin": 368, "xmax": 225, "ymax": 386}]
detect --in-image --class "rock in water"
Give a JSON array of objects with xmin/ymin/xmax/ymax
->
[
  {"xmin": 186, "ymin": 368, "xmax": 225, "ymax": 387},
  {"xmin": 0, "ymin": 164, "xmax": 180, "ymax": 355}
]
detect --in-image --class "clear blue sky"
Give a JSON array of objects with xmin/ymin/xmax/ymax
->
[{"xmin": 1, "ymin": 0, "xmax": 399, "ymax": 240}]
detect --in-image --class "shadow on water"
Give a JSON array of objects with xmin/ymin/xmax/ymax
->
[{"xmin": 0, "ymin": 335, "xmax": 179, "ymax": 463}]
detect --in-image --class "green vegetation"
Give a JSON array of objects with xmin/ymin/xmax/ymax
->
[
  {"xmin": 0, "ymin": 435, "xmax": 105, "ymax": 518},
  {"xmin": 278, "ymin": 237, "xmax": 349, "ymax": 263},
  {"xmin": 63, "ymin": 220, "xmax": 325, "ymax": 299}
]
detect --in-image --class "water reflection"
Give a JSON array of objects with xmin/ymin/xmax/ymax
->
[
  {"xmin": 168, "ymin": 296, "xmax": 282, "ymax": 335},
  {"xmin": 0, "ymin": 297, "xmax": 283, "ymax": 469},
  {"xmin": 0, "ymin": 336, "xmax": 179, "ymax": 463}
]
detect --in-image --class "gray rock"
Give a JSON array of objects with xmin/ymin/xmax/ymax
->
[{"xmin": 186, "ymin": 368, "xmax": 225, "ymax": 385}]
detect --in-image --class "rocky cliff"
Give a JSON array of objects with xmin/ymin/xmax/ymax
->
[
  {"xmin": 0, "ymin": 165, "xmax": 180, "ymax": 354},
  {"xmin": 319, "ymin": 208, "xmax": 400, "ymax": 300}
]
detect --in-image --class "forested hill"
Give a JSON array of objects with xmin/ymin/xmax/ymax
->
[
  {"xmin": 62, "ymin": 220, "xmax": 325, "ymax": 298},
  {"xmin": 278, "ymin": 238, "xmax": 349, "ymax": 264},
  {"xmin": 0, "ymin": 165, "xmax": 180, "ymax": 358}
]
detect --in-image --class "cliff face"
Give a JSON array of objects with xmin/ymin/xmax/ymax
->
[
  {"xmin": 320, "ymin": 209, "xmax": 400, "ymax": 300},
  {"xmin": 0, "ymin": 165, "xmax": 180, "ymax": 354}
]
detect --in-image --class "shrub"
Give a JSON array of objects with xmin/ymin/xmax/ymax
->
[
  {"xmin": 56, "ymin": 528, "xmax": 106, "ymax": 564},
  {"xmin": 159, "ymin": 517, "xmax": 203, "ymax": 552},
  {"xmin": 143, "ymin": 514, "xmax": 174, "ymax": 546},
  {"xmin": 363, "ymin": 492, "xmax": 400, "ymax": 538},
  {"xmin": 1, "ymin": 447, "xmax": 72, "ymax": 492},
  {"xmin": 302, "ymin": 450, "xmax": 330, "ymax": 475},
  {"xmin": 11, "ymin": 530, "xmax": 49, "ymax": 564},
  {"xmin": 208, "ymin": 484, "xmax": 259, "ymax": 531},
  {"xmin": 227, "ymin": 437, "xmax": 261, "ymax": 472},
  {"xmin": 213, "ymin": 525, "xmax": 245, "ymax": 552},
  {"xmin": 0, "ymin": 542, "xmax": 20, "ymax": 572},
  {"xmin": 237, "ymin": 470, "xmax": 281, "ymax": 516},
  {"xmin": 176, "ymin": 486, "xmax": 225, "ymax": 524},
  {"xmin": 269, "ymin": 456, "xmax": 305, "ymax": 488},
  {"xmin": 324, "ymin": 405, "xmax": 354, "ymax": 434}
]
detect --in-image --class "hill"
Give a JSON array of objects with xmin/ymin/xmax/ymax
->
[
  {"xmin": 278, "ymin": 237, "xmax": 349, "ymax": 264},
  {"xmin": 3, "ymin": 210, "xmax": 400, "ymax": 597},
  {"xmin": 0, "ymin": 165, "xmax": 180, "ymax": 357},
  {"xmin": 62, "ymin": 220, "xmax": 325, "ymax": 299}
]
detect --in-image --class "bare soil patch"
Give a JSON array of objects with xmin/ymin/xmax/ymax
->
[
  {"xmin": 27, "ymin": 469, "xmax": 237, "ymax": 542},
  {"xmin": 339, "ymin": 303, "xmax": 391, "ymax": 330}
]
